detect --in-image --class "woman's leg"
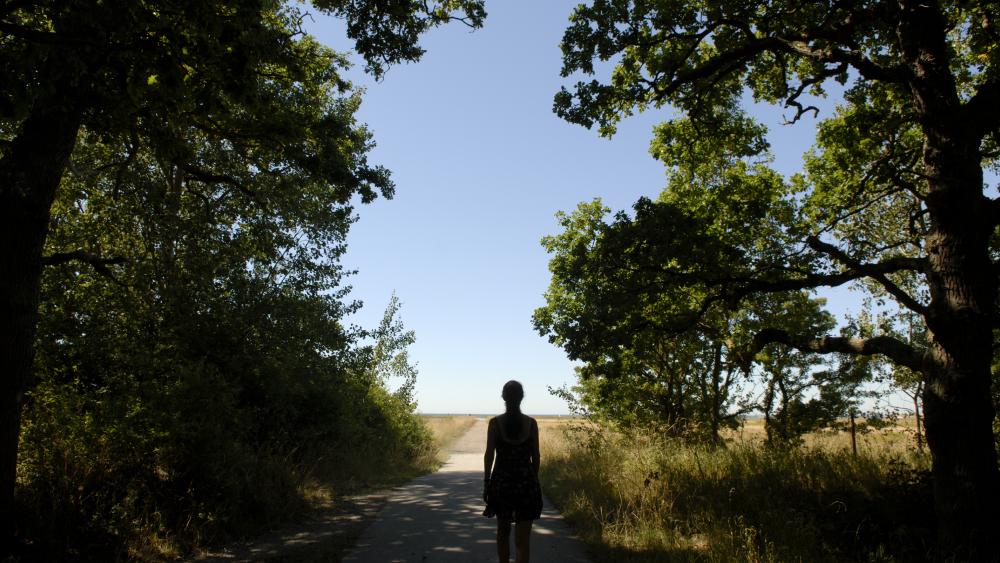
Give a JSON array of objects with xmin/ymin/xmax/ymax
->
[
  {"xmin": 497, "ymin": 517, "xmax": 512, "ymax": 562},
  {"xmin": 513, "ymin": 519, "xmax": 533, "ymax": 563}
]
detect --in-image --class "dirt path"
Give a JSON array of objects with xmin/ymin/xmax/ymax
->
[
  {"xmin": 342, "ymin": 418, "xmax": 591, "ymax": 562},
  {"xmin": 192, "ymin": 418, "xmax": 590, "ymax": 562}
]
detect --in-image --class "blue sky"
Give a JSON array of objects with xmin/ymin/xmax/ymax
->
[{"xmin": 304, "ymin": 1, "xmax": 855, "ymax": 415}]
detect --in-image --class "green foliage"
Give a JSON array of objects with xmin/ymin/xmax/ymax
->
[
  {"xmin": 313, "ymin": 0, "xmax": 487, "ymax": 78},
  {"xmin": 534, "ymin": 190, "xmax": 852, "ymax": 444},
  {"xmin": 361, "ymin": 293, "xmax": 420, "ymax": 407},
  {"xmin": 3, "ymin": 0, "xmax": 481, "ymax": 556},
  {"xmin": 549, "ymin": 0, "xmax": 1000, "ymax": 352},
  {"xmin": 18, "ymin": 122, "xmax": 434, "ymax": 554}
]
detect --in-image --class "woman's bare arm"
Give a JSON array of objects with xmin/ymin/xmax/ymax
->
[
  {"xmin": 530, "ymin": 418, "xmax": 540, "ymax": 476},
  {"xmin": 484, "ymin": 418, "xmax": 496, "ymax": 481}
]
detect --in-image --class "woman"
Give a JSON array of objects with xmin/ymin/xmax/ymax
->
[{"xmin": 483, "ymin": 380, "xmax": 543, "ymax": 563}]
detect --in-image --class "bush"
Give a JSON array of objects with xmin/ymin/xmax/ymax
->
[{"xmin": 18, "ymin": 283, "xmax": 434, "ymax": 559}]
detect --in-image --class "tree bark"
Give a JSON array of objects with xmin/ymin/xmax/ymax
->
[
  {"xmin": 0, "ymin": 105, "xmax": 81, "ymax": 550},
  {"xmin": 849, "ymin": 409, "xmax": 857, "ymax": 457},
  {"xmin": 913, "ymin": 382, "xmax": 924, "ymax": 451},
  {"xmin": 919, "ymin": 159, "xmax": 999, "ymax": 559},
  {"xmin": 894, "ymin": 0, "xmax": 1000, "ymax": 557},
  {"xmin": 708, "ymin": 341, "xmax": 723, "ymax": 443},
  {"xmin": 762, "ymin": 376, "xmax": 776, "ymax": 446}
]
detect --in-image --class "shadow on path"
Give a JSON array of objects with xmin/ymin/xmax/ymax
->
[
  {"xmin": 343, "ymin": 420, "xmax": 590, "ymax": 562},
  {"xmin": 191, "ymin": 493, "xmax": 386, "ymax": 562}
]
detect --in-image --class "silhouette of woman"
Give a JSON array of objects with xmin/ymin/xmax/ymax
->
[{"xmin": 483, "ymin": 380, "xmax": 543, "ymax": 563}]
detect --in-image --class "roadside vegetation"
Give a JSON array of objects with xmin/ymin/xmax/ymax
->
[
  {"xmin": 20, "ymin": 287, "xmax": 439, "ymax": 561},
  {"xmin": 539, "ymin": 418, "xmax": 933, "ymax": 563}
]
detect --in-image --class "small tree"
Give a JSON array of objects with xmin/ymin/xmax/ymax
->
[{"xmin": 365, "ymin": 293, "xmax": 419, "ymax": 407}]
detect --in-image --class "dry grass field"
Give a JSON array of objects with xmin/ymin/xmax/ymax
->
[
  {"xmin": 420, "ymin": 413, "xmax": 934, "ymax": 561},
  {"xmin": 420, "ymin": 415, "xmax": 478, "ymax": 460},
  {"xmin": 727, "ymin": 416, "xmax": 924, "ymax": 456},
  {"xmin": 420, "ymin": 414, "xmax": 579, "ymax": 454},
  {"xmin": 538, "ymin": 417, "xmax": 933, "ymax": 563}
]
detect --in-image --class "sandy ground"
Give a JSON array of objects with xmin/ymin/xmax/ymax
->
[{"xmin": 342, "ymin": 417, "xmax": 591, "ymax": 562}]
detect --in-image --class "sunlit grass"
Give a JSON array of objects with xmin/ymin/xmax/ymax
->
[
  {"xmin": 730, "ymin": 416, "xmax": 924, "ymax": 456},
  {"xmin": 539, "ymin": 419, "xmax": 933, "ymax": 562},
  {"xmin": 420, "ymin": 415, "xmax": 478, "ymax": 460}
]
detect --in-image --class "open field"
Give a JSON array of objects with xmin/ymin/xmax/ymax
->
[
  {"xmin": 728, "ymin": 416, "xmax": 924, "ymax": 455},
  {"xmin": 538, "ymin": 417, "xmax": 933, "ymax": 563},
  {"xmin": 420, "ymin": 414, "xmax": 582, "ymax": 462}
]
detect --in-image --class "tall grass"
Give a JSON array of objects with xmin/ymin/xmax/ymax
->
[{"xmin": 540, "ymin": 422, "xmax": 933, "ymax": 562}]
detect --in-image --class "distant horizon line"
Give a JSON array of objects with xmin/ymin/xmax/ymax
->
[
  {"xmin": 417, "ymin": 412, "xmax": 770, "ymax": 419},
  {"xmin": 418, "ymin": 412, "xmax": 575, "ymax": 417}
]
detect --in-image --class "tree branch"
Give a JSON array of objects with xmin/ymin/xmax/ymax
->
[
  {"xmin": 42, "ymin": 250, "xmax": 126, "ymax": 278},
  {"xmin": 180, "ymin": 164, "xmax": 259, "ymax": 204},
  {"xmin": 747, "ymin": 328, "xmax": 926, "ymax": 373},
  {"xmin": 991, "ymin": 196, "xmax": 1000, "ymax": 228},
  {"xmin": 963, "ymin": 78, "xmax": 1000, "ymax": 141},
  {"xmin": 805, "ymin": 236, "xmax": 928, "ymax": 315},
  {"xmin": 0, "ymin": 20, "xmax": 93, "ymax": 46},
  {"xmin": 657, "ymin": 37, "xmax": 777, "ymax": 102},
  {"xmin": 777, "ymin": 37, "xmax": 907, "ymax": 83},
  {"xmin": 782, "ymin": 64, "xmax": 843, "ymax": 124}
]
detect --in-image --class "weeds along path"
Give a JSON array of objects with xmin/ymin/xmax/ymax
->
[{"xmin": 343, "ymin": 417, "xmax": 591, "ymax": 562}]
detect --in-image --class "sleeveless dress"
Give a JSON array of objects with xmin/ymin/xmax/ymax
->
[{"xmin": 484, "ymin": 416, "xmax": 543, "ymax": 521}]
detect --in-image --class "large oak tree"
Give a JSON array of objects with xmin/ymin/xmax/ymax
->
[{"xmin": 554, "ymin": 0, "xmax": 999, "ymax": 557}]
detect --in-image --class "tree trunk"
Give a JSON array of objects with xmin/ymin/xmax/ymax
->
[
  {"xmin": 913, "ymin": 382, "xmax": 924, "ymax": 451},
  {"xmin": 762, "ymin": 377, "xmax": 776, "ymax": 446},
  {"xmin": 776, "ymin": 375, "xmax": 789, "ymax": 444},
  {"xmin": 921, "ymin": 175, "xmax": 1000, "ymax": 559},
  {"xmin": 708, "ymin": 341, "xmax": 723, "ymax": 443},
  {"xmin": 895, "ymin": 2, "xmax": 1000, "ymax": 557},
  {"xmin": 0, "ymin": 105, "xmax": 82, "ymax": 551},
  {"xmin": 848, "ymin": 409, "xmax": 857, "ymax": 457}
]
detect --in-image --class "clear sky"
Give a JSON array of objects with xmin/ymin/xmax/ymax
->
[{"xmin": 303, "ymin": 1, "xmax": 854, "ymax": 415}]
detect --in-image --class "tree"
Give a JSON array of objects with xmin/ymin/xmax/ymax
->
[
  {"xmin": 534, "ymin": 199, "xmax": 834, "ymax": 443},
  {"xmin": 26, "ymin": 125, "xmax": 366, "ymax": 549},
  {"xmin": 554, "ymin": 0, "xmax": 998, "ymax": 556},
  {"xmin": 346, "ymin": 293, "xmax": 428, "ymax": 467},
  {"xmin": 363, "ymin": 293, "xmax": 420, "ymax": 407},
  {"xmin": 0, "ymin": 0, "xmax": 484, "ymax": 549},
  {"xmin": 845, "ymin": 299, "xmax": 931, "ymax": 450},
  {"xmin": 750, "ymin": 292, "xmax": 838, "ymax": 446}
]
